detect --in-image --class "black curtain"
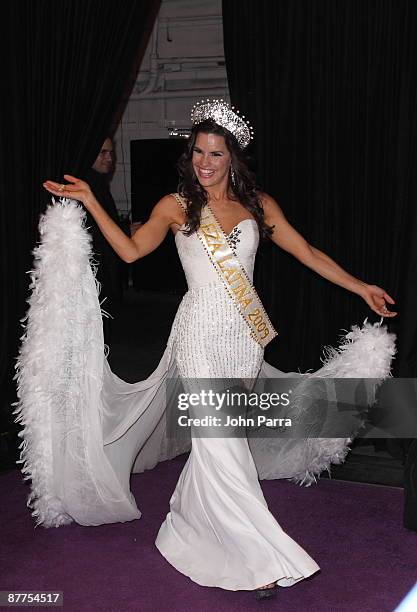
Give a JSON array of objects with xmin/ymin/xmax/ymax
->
[
  {"xmin": 222, "ymin": 0, "xmax": 417, "ymax": 376},
  {"xmin": 0, "ymin": 1, "xmax": 160, "ymax": 407}
]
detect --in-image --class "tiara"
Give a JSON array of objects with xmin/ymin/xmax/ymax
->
[{"xmin": 190, "ymin": 98, "xmax": 254, "ymax": 149}]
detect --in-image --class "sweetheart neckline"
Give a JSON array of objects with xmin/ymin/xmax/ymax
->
[
  {"xmin": 174, "ymin": 218, "xmax": 257, "ymax": 240},
  {"xmin": 224, "ymin": 218, "xmax": 257, "ymax": 237}
]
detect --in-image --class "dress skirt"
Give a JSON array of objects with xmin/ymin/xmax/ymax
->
[{"xmin": 155, "ymin": 283, "xmax": 320, "ymax": 590}]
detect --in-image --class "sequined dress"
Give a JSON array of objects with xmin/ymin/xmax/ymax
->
[{"xmin": 152, "ymin": 215, "xmax": 320, "ymax": 589}]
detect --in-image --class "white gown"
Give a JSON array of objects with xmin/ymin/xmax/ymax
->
[
  {"xmin": 154, "ymin": 218, "xmax": 319, "ymax": 589},
  {"xmin": 15, "ymin": 200, "xmax": 396, "ymax": 591}
]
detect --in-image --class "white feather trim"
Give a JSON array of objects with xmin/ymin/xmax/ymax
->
[
  {"xmin": 319, "ymin": 318, "xmax": 396, "ymax": 379},
  {"xmin": 293, "ymin": 320, "xmax": 396, "ymax": 485},
  {"xmin": 14, "ymin": 199, "xmax": 92, "ymax": 526},
  {"xmin": 14, "ymin": 199, "xmax": 140, "ymax": 528}
]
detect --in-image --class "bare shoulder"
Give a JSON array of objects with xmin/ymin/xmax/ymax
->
[
  {"xmin": 150, "ymin": 193, "xmax": 184, "ymax": 222},
  {"xmin": 259, "ymin": 192, "xmax": 285, "ymax": 220},
  {"xmin": 151, "ymin": 193, "xmax": 178, "ymax": 214}
]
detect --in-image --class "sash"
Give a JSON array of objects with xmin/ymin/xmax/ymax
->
[{"xmin": 172, "ymin": 193, "xmax": 278, "ymax": 348}]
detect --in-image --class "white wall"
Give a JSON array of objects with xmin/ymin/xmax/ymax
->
[{"xmin": 111, "ymin": 0, "xmax": 230, "ymax": 216}]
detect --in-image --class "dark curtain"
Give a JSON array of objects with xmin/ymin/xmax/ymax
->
[
  {"xmin": 222, "ymin": 0, "xmax": 417, "ymax": 376},
  {"xmin": 0, "ymin": 1, "xmax": 160, "ymax": 410}
]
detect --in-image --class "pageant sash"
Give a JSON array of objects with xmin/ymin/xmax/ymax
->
[{"xmin": 172, "ymin": 193, "xmax": 278, "ymax": 348}]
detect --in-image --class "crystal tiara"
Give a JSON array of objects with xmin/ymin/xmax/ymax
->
[{"xmin": 190, "ymin": 98, "xmax": 254, "ymax": 149}]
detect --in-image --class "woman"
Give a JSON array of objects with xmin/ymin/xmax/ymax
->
[{"xmin": 42, "ymin": 100, "xmax": 396, "ymax": 599}]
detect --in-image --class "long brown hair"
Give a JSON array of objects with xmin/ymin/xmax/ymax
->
[{"xmin": 177, "ymin": 120, "xmax": 273, "ymax": 239}]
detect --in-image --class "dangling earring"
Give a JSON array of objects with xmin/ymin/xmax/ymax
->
[{"xmin": 230, "ymin": 166, "xmax": 236, "ymax": 187}]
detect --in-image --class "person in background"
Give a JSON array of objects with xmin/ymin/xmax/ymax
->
[{"xmin": 82, "ymin": 137, "xmax": 124, "ymax": 345}]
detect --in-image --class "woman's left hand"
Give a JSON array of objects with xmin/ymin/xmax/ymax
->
[
  {"xmin": 43, "ymin": 175, "xmax": 94, "ymax": 209},
  {"xmin": 359, "ymin": 284, "xmax": 397, "ymax": 318}
]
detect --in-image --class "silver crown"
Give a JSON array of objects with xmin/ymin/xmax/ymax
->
[{"xmin": 190, "ymin": 98, "xmax": 254, "ymax": 148}]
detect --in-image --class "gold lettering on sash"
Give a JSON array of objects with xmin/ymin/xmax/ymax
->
[
  {"xmin": 239, "ymin": 297, "xmax": 254, "ymax": 309},
  {"xmin": 228, "ymin": 272, "xmax": 244, "ymax": 286},
  {"xmin": 180, "ymin": 194, "xmax": 278, "ymax": 348},
  {"xmin": 209, "ymin": 242, "xmax": 224, "ymax": 257},
  {"xmin": 222, "ymin": 267, "xmax": 237, "ymax": 283},
  {"xmin": 233, "ymin": 283, "xmax": 252, "ymax": 302},
  {"xmin": 217, "ymin": 255, "xmax": 234, "ymax": 269},
  {"xmin": 200, "ymin": 224, "xmax": 221, "ymax": 243}
]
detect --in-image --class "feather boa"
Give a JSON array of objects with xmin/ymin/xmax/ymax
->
[
  {"xmin": 15, "ymin": 199, "xmax": 103, "ymax": 526},
  {"xmin": 295, "ymin": 321, "xmax": 396, "ymax": 485}
]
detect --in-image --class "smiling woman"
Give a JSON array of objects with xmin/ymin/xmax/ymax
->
[
  {"xmin": 192, "ymin": 134, "xmax": 231, "ymax": 185},
  {"xmin": 176, "ymin": 117, "xmax": 274, "ymax": 242},
  {"xmin": 37, "ymin": 99, "xmax": 396, "ymax": 601}
]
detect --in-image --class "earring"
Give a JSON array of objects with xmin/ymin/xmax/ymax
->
[{"xmin": 230, "ymin": 166, "xmax": 236, "ymax": 187}]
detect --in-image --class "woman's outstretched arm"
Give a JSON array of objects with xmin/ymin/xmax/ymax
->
[
  {"xmin": 261, "ymin": 193, "xmax": 397, "ymax": 318},
  {"xmin": 43, "ymin": 175, "xmax": 183, "ymax": 263}
]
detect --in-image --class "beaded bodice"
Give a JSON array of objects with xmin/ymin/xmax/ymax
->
[{"xmin": 175, "ymin": 217, "xmax": 259, "ymax": 290}]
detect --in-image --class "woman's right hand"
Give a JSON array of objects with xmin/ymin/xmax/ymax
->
[{"xmin": 43, "ymin": 174, "xmax": 94, "ymax": 209}]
